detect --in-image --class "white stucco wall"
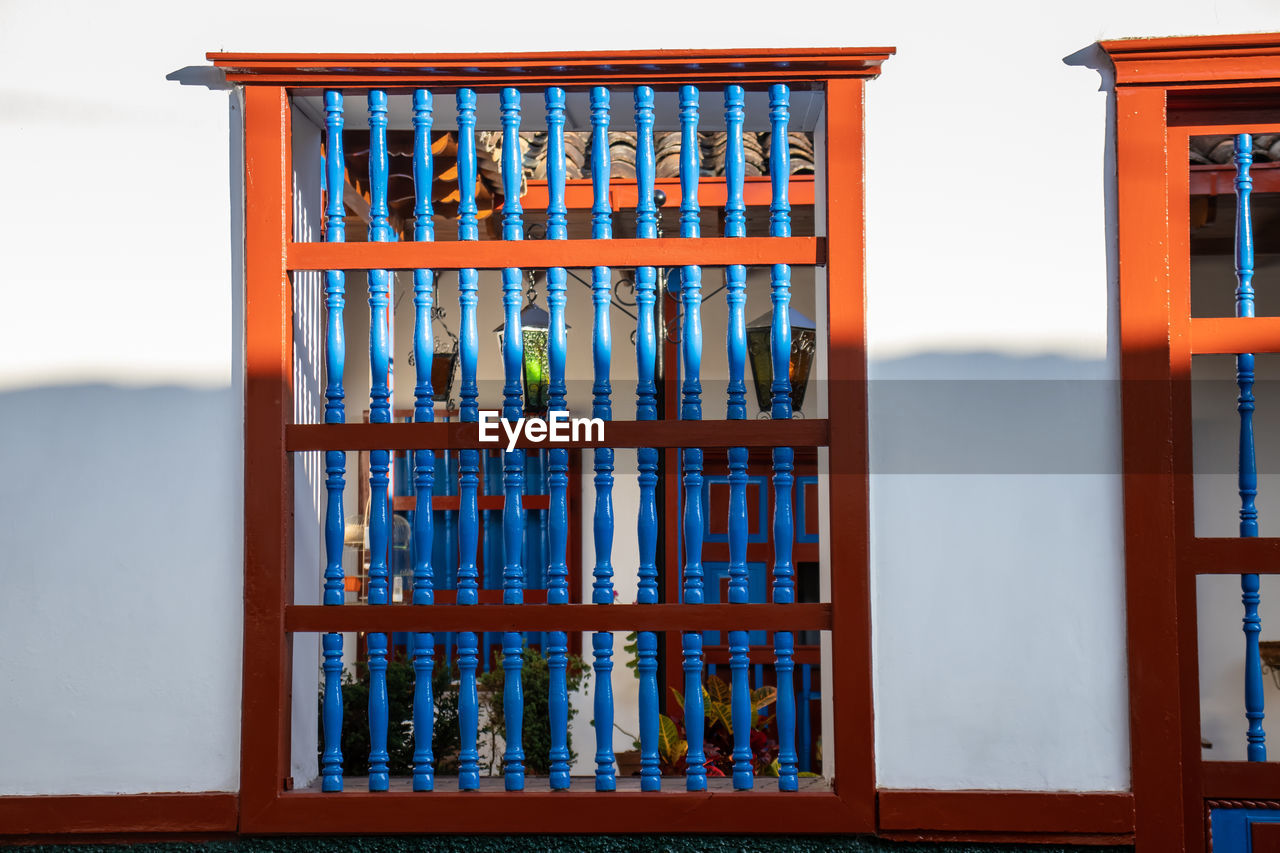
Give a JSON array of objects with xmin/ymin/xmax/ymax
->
[{"xmin": 5, "ymin": 0, "xmax": 1280, "ymax": 796}]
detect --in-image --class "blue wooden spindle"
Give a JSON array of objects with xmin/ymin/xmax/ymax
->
[
  {"xmin": 723, "ymin": 84, "xmax": 753, "ymax": 791},
  {"xmin": 769, "ymin": 83, "xmax": 798, "ymax": 791},
  {"xmin": 320, "ymin": 88, "xmax": 347, "ymax": 794},
  {"xmin": 1234, "ymin": 133, "xmax": 1266, "ymax": 761},
  {"xmin": 365, "ymin": 89, "xmax": 393, "ymax": 793},
  {"xmin": 455, "ymin": 87, "xmax": 482, "ymax": 791},
  {"xmin": 633, "ymin": 83, "xmax": 662, "ymax": 793},
  {"xmin": 544, "ymin": 86, "xmax": 572, "ymax": 791},
  {"xmin": 585, "ymin": 86, "xmax": 618, "ymax": 792},
  {"xmin": 410, "ymin": 88, "xmax": 437, "ymax": 792},
  {"xmin": 678, "ymin": 84, "xmax": 707, "ymax": 792},
  {"xmin": 498, "ymin": 87, "xmax": 528, "ymax": 792},
  {"xmin": 321, "ymin": 633, "xmax": 344, "ymax": 790}
]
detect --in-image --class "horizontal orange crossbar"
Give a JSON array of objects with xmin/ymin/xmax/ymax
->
[
  {"xmin": 250, "ymin": 788, "xmax": 866, "ymax": 835},
  {"xmin": 1102, "ymin": 34, "xmax": 1280, "ymax": 86},
  {"xmin": 286, "ymin": 236, "xmax": 822, "ymax": 271},
  {"xmin": 392, "ymin": 495, "xmax": 549, "ymax": 512},
  {"xmin": 1202, "ymin": 760, "xmax": 1280, "ymax": 799},
  {"xmin": 1191, "ymin": 162, "xmax": 1280, "ymax": 195},
  {"xmin": 1183, "ymin": 536, "xmax": 1280, "ymax": 574},
  {"xmin": 286, "ymin": 602, "xmax": 832, "ymax": 633},
  {"xmin": 877, "ymin": 790, "xmax": 1134, "ymax": 834},
  {"xmin": 703, "ymin": 644, "xmax": 823, "ymax": 665},
  {"xmin": 0, "ymin": 792, "xmax": 238, "ymax": 836},
  {"xmin": 521, "ymin": 175, "xmax": 814, "ymax": 212},
  {"xmin": 208, "ymin": 48, "xmax": 894, "ymax": 87},
  {"xmin": 287, "ymin": 418, "xmax": 830, "ymax": 452},
  {"xmin": 1189, "ymin": 316, "xmax": 1280, "ymax": 354},
  {"xmin": 431, "ymin": 590, "xmax": 548, "ymax": 605}
]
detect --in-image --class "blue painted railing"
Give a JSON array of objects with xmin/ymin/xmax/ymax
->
[
  {"xmin": 769, "ymin": 83, "xmax": 799, "ymax": 791},
  {"xmin": 455, "ymin": 86, "xmax": 482, "ymax": 791},
  {"xmin": 1234, "ymin": 133, "xmax": 1266, "ymax": 762},
  {"xmin": 365, "ymin": 88, "xmax": 393, "ymax": 793},
  {"xmin": 315, "ymin": 82, "xmax": 821, "ymax": 793},
  {"xmin": 544, "ymin": 85, "xmax": 573, "ymax": 792},
  {"xmin": 499, "ymin": 86, "xmax": 527, "ymax": 792},
  {"xmin": 320, "ymin": 88, "xmax": 346, "ymax": 794},
  {"xmin": 410, "ymin": 87, "xmax": 437, "ymax": 793},
  {"xmin": 589, "ymin": 85, "xmax": 618, "ymax": 792},
  {"xmin": 678, "ymin": 83, "xmax": 708, "ymax": 793},
  {"xmin": 633, "ymin": 84, "xmax": 662, "ymax": 793},
  {"xmin": 723, "ymin": 84, "xmax": 753, "ymax": 791}
]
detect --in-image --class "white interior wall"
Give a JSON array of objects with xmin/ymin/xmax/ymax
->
[
  {"xmin": 812, "ymin": 104, "xmax": 834, "ymax": 780},
  {"xmin": 8, "ymin": 0, "xmax": 1280, "ymax": 796},
  {"xmin": 290, "ymin": 106, "xmax": 324, "ymax": 790},
  {"xmin": 1194, "ymin": 350, "xmax": 1280, "ymax": 762}
]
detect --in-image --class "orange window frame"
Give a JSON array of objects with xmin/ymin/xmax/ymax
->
[
  {"xmin": 213, "ymin": 48, "xmax": 885, "ymax": 834},
  {"xmin": 1103, "ymin": 33, "xmax": 1280, "ymax": 853}
]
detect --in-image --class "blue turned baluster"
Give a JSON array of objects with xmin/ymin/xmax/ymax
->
[
  {"xmin": 723, "ymin": 84, "xmax": 753, "ymax": 791},
  {"xmin": 679, "ymin": 84, "xmax": 707, "ymax": 793},
  {"xmin": 1234, "ymin": 133, "xmax": 1267, "ymax": 762},
  {"xmin": 499, "ymin": 87, "xmax": 527, "ymax": 792},
  {"xmin": 544, "ymin": 86, "xmax": 572, "ymax": 791},
  {"xmin": 320, "ymin": 89, "xmax": 347, "ymax": 793},
  {"xmin": 365, "ymin": 89, "xmax": 392, "ymax": 793},
  {"xmin": 588, "ymin": 86, "xmax": 618, "ymax": 792},
  {"xmin": 769, "ymin": 84, "xmax": 799, "ymax": 791},
  {"xmin": 456, "ymin": 87, "xmax": 482, "ymax": 791},
  {"xmin": 410, "ymin": 88, "xmax": 437, "ymax": 792},
  {"xmin": 633, "ymin": 84, "xmax": 662, "ymax": 792}
]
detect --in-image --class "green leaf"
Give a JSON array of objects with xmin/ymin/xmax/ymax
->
[
  {"xmin": 670, "ymin": 686, "xmax": 684, "ymax": 711},
  {"xmin": 705, "ymin": 699, "xmax": 733, "ymax": 733},
  {"xmin": 750, "ymin": 686, "xmax": 777, "ymax": 713},
  {"xmin": 765, "ymin": 757, "xmax": 780, "ymax": 777},
  {"xmin": 658, "ymin": 714, "xmax": 682, "ymax": 763},
  {"xmin": 704, "ymin": 674, "xmax": 731, "ymax": 704},
  {"xmin": 623, "ymin": 631, "xmax": 639, "ymax": 676}
]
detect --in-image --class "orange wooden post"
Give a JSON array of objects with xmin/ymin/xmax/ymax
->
[
  {"xmin": 823, "ymin": 76, "xmax": 875, "ymax": 830},
  {"xmin": 240, "ymin": 84, "xmax": 294, "ymax": 829},
  {"xmin": 1114, "ymin": 84, "xmax": 1197, "ymax": 853}
]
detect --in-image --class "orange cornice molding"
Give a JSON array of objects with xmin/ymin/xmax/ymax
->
[
  {"xmin": 207, "ymin": 47, "xmax": 894, "ymax": 86},
  {"xmin": 1101, "ymin": 32, "xmax": 1280, "ymax": 86}
]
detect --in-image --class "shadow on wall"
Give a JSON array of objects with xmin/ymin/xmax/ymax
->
[
  {"xmin": 868, "ymin": 352, "xmax": 1120, "ymax": 475},
  {"xmin": 166, "ymin": 66, "xmax": 232, "ymax": 91},
  {"xmin": 866, "ymin": 351, "xmax": 1130, "ymax": 791},
  {"xmin": 864, "ymin": 42, "xmax": 1121, "ymax": 478},
  {"xmin": 1063, "ymin": 41, "xmax": 1120, "ymax": 369},
  {"xmin": 0, "ymin": 384, "xmax": 243, "ymax": 794}
]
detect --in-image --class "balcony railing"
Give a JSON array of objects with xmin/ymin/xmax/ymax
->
[{"xmin": 216, "ymin": 48, "xmax": 886, "ymax": 834}]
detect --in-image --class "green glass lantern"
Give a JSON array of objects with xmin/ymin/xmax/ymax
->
[
  {"xmin": 495, "ymin": 300, "xmax": 552, "ymax": 414},
  {"xmin": 746, "ymin": 307, "xmax": 816, "ymax": 415}
]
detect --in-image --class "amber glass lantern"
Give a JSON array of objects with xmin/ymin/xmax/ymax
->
[
  {"xmin": 430, "ymin": 349, "xmax": 458, "ymax": 404},
  {"xmin": 494, "ymin": 301, "xmax": 552, "ymax": 413},
  {"xmin": 746, "ymin": 307, "xmax": 816, "ymax": 415},
  {"xmin": 409, "ymin": 289, "xmax": 458, "ymax": 404}
]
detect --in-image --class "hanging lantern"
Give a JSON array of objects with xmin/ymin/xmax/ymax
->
[
  {"xmin": 495, "ymin": 299, "xmax": 552, "ymax": 414},
  {"xmin": 746, "ymin": 306, "xmax": 816, "ymax": 415},
  {"xmin": 406, "ymin": 286, "xmax": 459, "ymax": 405},
  {"xmin": 430, "ymin": 347, "xmax": 458, "ymax": 404},
  {"xmin": 430, "ymin": 288, "xmax": 459, "ymax": 404}
]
